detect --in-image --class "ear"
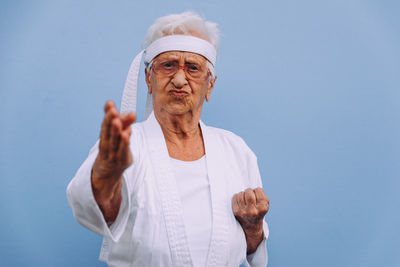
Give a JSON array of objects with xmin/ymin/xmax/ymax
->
[
  {"xmin": 145, "ymin": 68, "xmax": 152, "ymax": 94},
  {"xmin": 205, "ymin": 75, "xmax": 217, "ymax": 102}
]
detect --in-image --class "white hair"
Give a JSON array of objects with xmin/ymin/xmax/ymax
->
[
  {"xmin": 142, "ymin": 11, "xmax": 220, "ymax": 78},
  {"xmin": 142, "ymin": 11, "xmax": 220, "ymax": 50}
]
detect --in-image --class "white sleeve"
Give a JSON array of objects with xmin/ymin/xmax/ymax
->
[
  {"xmin": 245, "ymin": 150, "xmax": 269, "ymax": 267},
  {"xmin": 66, "ymin": 140, "xmax": 131, "ymax": 243}
]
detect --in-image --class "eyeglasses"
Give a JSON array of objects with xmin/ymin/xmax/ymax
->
[{"xmin": 151, "ymin": 60, "xmax": 210, "ymax": 81}]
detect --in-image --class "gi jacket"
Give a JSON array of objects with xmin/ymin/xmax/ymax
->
[{"xmin": 67, "ymin": 112, "xmax": 269, "ymax": 267}]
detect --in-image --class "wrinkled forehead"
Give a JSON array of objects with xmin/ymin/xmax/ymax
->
[{"xmin": 154, "ymin": 51, "xmax": 208, "ymax": 64}]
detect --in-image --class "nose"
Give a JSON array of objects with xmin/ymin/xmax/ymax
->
[{"xmin": 171, "ymin": 66, "xmax": 188, "ymax": 88}]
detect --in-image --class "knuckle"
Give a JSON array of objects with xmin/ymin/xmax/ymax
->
[
  {"xmin": 258, "ymin": 190, "xmax": 267, "ymax": 197},
  {"xmin": 264, "ymin": 206, "xmax": 269, "ymax": 214},
  {"xmin": 232, "ymin": 209, "xmax": 240, "ymax": 216},
  {"xmin": 245, "ymin": 189, "xmax": 254, "ymax": 197},
  {"xmin": 255, "ymin": 187, "xmax": 265, "ymax": 195},
  {"xmin": 260, "ymin": 204, "xmax": 269, "ymax": 214},
  {"xmin": 249, "ymin": 210, "xmax": 258, "ymax": 217},
  {"xmin": 112, "ymin": 118, "xmax": 119, "ymax": 126}
]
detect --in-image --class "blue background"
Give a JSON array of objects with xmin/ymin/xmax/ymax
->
[{"xmin": 1, "ymin": 0, "xmax": 399, "ymax": 266}]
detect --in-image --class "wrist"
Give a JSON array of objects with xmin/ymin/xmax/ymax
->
[
  {"xmin": 245, "ymin": 229, "xmax": 264, "ymax": 255},
  {"xmin": 242, "ymin": 219, "xmax": 263, "ymax": 234},
  {"xmin": 244, "ymin": 226, "xmax": 263, "ymax": 238},
  {"xmin": 93, "ymin": 157, "xmax": 126, "ymax": 179},
  {"xmin": 91, "ymin": 165, "xmax": 123, "ymax": 201},
  {"xmin": 243, "ymin": 221, "xmax": 264, "ymax": 255}
]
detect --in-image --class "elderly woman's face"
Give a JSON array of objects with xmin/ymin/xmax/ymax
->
[{"xmin": 145, "ymin": 51, "xmax": 215, "ymax": 116}]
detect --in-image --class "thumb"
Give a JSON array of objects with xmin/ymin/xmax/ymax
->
[{"xmin": 121, "ymin": 113, "xmax": 136, "ymax": 128}]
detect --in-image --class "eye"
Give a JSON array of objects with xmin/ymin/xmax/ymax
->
[
  {"xmin": 162, "ymin": 61, "xmax": 175, "ymax": 69},
  {"xmin": 187, "ymin": 64, "xmax": 200, "ymax": 72}
]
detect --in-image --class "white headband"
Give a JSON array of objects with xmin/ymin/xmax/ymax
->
[{"xmin": 120, "ymin": 35, "xmax": 217, "ymax": 118}]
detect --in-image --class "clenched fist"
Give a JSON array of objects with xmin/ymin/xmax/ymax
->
[
  {"xmin": 91, "ymin": 101, "xmax": 136, "ymax": 223},
  {"xmin": 232, "ymin": 188, "xmax": 269, "ymax": 254}
]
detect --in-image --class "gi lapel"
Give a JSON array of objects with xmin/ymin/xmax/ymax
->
[
  {"xmin": 143, "ymin": 113, "xmax": 193, "ymax": 267},
  {"xmin": 200, "ymin": 121, "xmax": 230, "ymax": 267}
]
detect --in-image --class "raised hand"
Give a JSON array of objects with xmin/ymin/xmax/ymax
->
[
  {"xmin": 91, "ymin": 101, "xmax": 136, "ymax": 223},
  {"xmin": 93, "ymin": 101, "xmax": 136, "ymax": 179},
  {"xmin": 232, "ymin": 188, "xmax": 270, "ymax": 254}
]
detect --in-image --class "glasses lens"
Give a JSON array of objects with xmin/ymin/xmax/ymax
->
[
  {"xmin": 153, "ymin": 60, "xmax": 208, "ymax": 81},
  {"xmin": 153, "ymin": 60, "xmax": 178, "ymax": 75},
  {"xmin": 185, "ymin": 63, "xmax": 203, "ymax": 78}
]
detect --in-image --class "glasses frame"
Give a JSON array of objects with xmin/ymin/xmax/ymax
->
[{"xmin": 149, "ymin": 59, "xmax": 211, "ymax": 82}]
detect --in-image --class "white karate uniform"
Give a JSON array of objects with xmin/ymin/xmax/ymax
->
[
  {"xmin": 172, "ymin": 155, "xmax": 212, "ymax": 267},
  {"xmin": 67, "ymin": 112, "xmax": 269, "ymax": 267}
]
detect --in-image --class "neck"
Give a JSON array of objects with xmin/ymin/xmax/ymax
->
[
  {"xmin": 155, "ymin": 109, "xmax": 202, "ymax": 141},
  {"xmin": 154, "ymin": 108, "xmax": 205, "ymax": 161}
]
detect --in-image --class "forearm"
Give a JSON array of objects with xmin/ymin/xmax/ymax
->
[
  {"xmin": 91, "ymin": 160, "xmax": 124, "ymax": 223},
  {"xmin": 244, "ymin": 223, "xmax": 264, "ymax": 254}
]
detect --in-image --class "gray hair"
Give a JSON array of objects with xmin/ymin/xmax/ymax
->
[
  {"xmin": 142, "ymin": 11, "xmax": 220, "ymax": 50},
  {"xmin": 142, "ymin": 11, "xmax": 220, "ymax": 78}
]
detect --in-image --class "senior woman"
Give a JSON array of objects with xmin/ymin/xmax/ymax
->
[{"xmin": 67, "ymin": 12, "xmax": 269, "ymax": 267}]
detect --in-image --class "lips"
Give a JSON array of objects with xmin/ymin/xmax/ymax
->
[{"xmin": 168, "ymin": 90, "xmax": 188, "ymax": 98}]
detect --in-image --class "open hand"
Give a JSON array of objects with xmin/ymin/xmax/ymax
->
[
  {"xmin": 93, "ymin": 101, "xmax": 136, "ymax": 179},
  {"xmin": 91, "ymin": 101, "xmax": 136, "ymax": 223}
]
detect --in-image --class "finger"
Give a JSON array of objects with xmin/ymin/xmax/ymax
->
[
  {"xmin": 237, "ymin": 191, "xmax": 247, "ymax": 210},
  {"xmin": 123, "ymin": 125, "xmax": 132, "ymax": 141},
  {"xmin": 118, "ymin": 123, "xmax": 132, "ymax": 148},
  {"xmin": 120, "ymin": 113, "xmax": 136, "ymax": 129},
  {"xmin": 254, "ymin": 188, "xmax": 268, "ymax": 203},
  {"xmin": 110, "ymin": 118, "xmax": 122, "ymax": 153},
  {"xmin": 254, "ymin": 188, "xmax": 269, "ymax": 214},
  {"xmin": 100, "ymin": 102, "xmax": 112, "ymax": 142},
  {"xmin": 99, "ymin": 120, "xmax": 109, "ymax": 159},
  {"xmin": 117, "ymin": 127, "xmax": 131, "ymax": 157},
  {"xmin": 232, "ymin": 194, "xmax": 240, "ymax": 215},
  {"xmin": 100, "ymin": 107, "xmax": 119, "ymax": 158},
  {"xmin": 244, "ymin": 188, "xmax": 256, "ymax": 206},
  {"xmin": 104, "ymin": 100, "xmax": 115, "ymax": 113},
  {"xmin": 103, "ymin": 105, "xmax": 119, "ymax": 140},
  {"xmin": 100, "ymin": 103, "xmax": 116, "ymax": 157}
]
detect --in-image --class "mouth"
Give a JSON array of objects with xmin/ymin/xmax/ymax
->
[{"xmin": 168, "ymin": 90, "xmax": 188, "ymax": 98}]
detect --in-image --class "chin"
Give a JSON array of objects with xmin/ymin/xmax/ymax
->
[
  {"xmin": 162, "ymin": 98, "xmax": 191, "ymax": 114},
  {"xmin": 168, "ymin": 108, "xmax": 190, "ymax": 116},
  {"xmin": 165, "ymin": 104, "xmax": 191, "ymax": 116}
]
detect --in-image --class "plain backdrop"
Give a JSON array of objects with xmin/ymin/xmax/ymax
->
[{"xmin": 1, "ymin": 0, "xmax": 399, "ymax": 266}]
